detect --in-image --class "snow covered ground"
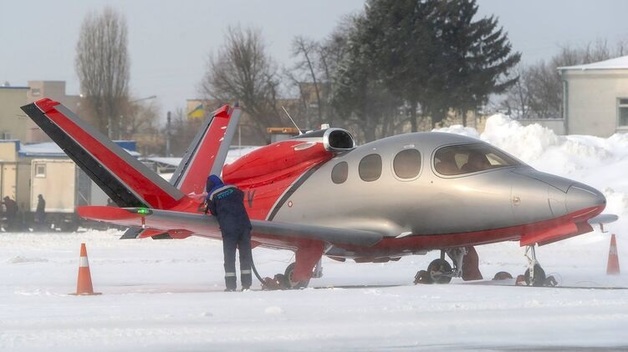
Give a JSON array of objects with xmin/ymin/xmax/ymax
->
[{"xmin": 1, "ymin": 116, "xmax": 627, "ymax": 351}]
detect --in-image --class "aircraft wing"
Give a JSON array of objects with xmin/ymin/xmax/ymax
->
[{"xmin": 78, "ymin": 206, "xmax": 384, "ymax": 247}]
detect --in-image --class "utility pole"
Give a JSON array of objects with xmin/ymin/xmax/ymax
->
[{"xmin": 165, "ymin": 111, "xmax": 171, "ymax": 157}]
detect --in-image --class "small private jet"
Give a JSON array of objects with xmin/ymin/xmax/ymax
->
[{"xmin": 22, "ymin": 99, "xmax": 614, "ymax": 288}]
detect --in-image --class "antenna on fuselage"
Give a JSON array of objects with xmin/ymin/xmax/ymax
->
[{"xmin": 281, "ymin": 106, "xmax": 303, "ymax": 135}]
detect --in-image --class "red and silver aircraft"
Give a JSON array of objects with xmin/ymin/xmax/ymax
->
[{"xmin": 22, "ymin": 99, "xmax": 615, "ymax": 287}]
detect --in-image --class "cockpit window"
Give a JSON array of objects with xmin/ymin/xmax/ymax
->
[
  {"xmin": 393, "ymin": 149, "xmax": 421, "ymax": 179},
  {"xmin": 359, "ymin": 154, "xmax": 382, "ymax": 182},
  {"xmin": 433, "ymin": 143, "xmax": 519, "ymax": 175}
]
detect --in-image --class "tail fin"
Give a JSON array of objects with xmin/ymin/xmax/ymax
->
[
  {"xmin": 22, "ymin": 99, "xmax": 182, "ymax": 208},
  {"xmin": 21, "ymin": 99, "xmax": 239, "ymax": 210},
  {"xmin": 169, "ymin": 104, "xmax": 241, "ymax": 195}
]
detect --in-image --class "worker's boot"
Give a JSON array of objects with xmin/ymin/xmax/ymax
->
[
  {"xmin": 241, "ymin": 270, "xmax": 252, "ymax": 290},
  {"xmin": 224, "ymin": 275, "xmax": 237, "ymax": 292}
]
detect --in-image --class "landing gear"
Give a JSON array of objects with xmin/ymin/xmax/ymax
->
[
  {"xmin": 283, "ymin": 262, "xmax": 310, "ymax": 289},
  {"xmin": 414, "ymin": 249, "xmax": 458, "ymax": 284},
  {"xmin": 261, "ymin": 260, "xmax": 320, "ymax": 290},
  {"xmin": 261, "ymin": 242, "xmax": 324, "ymax": 290},
  {"xmin": 426, "ymin": 258, "xmax": 453, "ymax": 284},
  {"xmin": 414, "ymin": 246, "xmax": 482, "ymax": 285},
  {"xmin": 524, "ymin": 264, "xmax": 546, "ymax": 286},
  {"xmin": 521, "ymin": 245, "xmax": 554, "ymax": 286}
]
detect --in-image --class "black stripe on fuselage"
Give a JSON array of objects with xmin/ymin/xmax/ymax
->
[
  {"xmin": 21, "ymin": 103, "xmax": 145, "ymax": 207},
  {"xmin": 266, "ymin": 164, "xmax": 323, "ymax": 221}
]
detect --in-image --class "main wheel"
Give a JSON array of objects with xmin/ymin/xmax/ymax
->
[
  {"xmin": 524, "ymin": 264, "xmax": 546, "ymax": 287},
  {"xmin": 283, "ymin": 262, "xmax": 310, "ymax": 289},
  {"xmin": 427, "ymin": 258, "xmax": 453, "ymax": 284}
]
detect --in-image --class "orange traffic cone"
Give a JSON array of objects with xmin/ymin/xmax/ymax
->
[
  {"xmin": 71, "ymin": 243, "xmax": 101, "ymax": 295},
  {"xmin": 607, "ymin": 234, "xmax": 620, "ymax": 275}
]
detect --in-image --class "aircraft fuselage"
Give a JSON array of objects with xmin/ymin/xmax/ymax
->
[{"xmin": 227, "ymin": 132, "xmax": 605, "ymax": 260}]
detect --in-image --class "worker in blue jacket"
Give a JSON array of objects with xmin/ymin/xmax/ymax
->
[{"xmin": 205, "ymin": 174, "xmax": 253, "ymax": 291}]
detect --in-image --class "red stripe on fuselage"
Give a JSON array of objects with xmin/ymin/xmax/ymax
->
[{"xmin": 315, "ymin": 205, "xmax": 604, "ymax": 259}]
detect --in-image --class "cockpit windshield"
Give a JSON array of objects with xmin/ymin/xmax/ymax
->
[{"xmin": 433, "ymin": 143, "xmax": 520, "ymax": 176}]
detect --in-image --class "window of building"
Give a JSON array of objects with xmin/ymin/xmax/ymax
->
[
  {"xmin": 358, "ymin": 154, "xmax": 382, "ymax": 182},
  {"xmin": 393, "ymin": 149, "xmax": 421, "ymax": 179},
  {"xmin": 35, "ymin": 164, "xmax": 46, "ymax": 178},
  {"xmin": 331, "ymin": 162, "xmax": 348, "ymax": 184},
  {"xmin": 618, "ymin": 98, "xmax": 628, "ymax": 127}
]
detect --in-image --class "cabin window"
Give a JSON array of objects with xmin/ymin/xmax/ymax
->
[
  {"xmin": 618, "ymin": 98, "xmax": 628, "ymax": 127},
  {"xmin": 434, "ymin": 144, "xmax": 520, "ymax": 176},
  {"xmin": 331, "ymin": 161, "xmax": 348, "ymax": 184},
  {"xmin": 35, "ymin": 164, "xmax": 46, "ymax": 178},
  {"xmin": 359, "ymin": 154, "xmax": 382, "ymax": 182},
  {"xmin": 393, "ymin": 149, "xmax": 421, "ymax": 179}
]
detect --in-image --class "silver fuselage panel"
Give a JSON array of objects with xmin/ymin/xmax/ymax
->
[{"xmin": 272, "ymin": 132, "xmax": 603, "ymax": 239}]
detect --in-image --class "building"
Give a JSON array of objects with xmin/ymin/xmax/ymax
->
[
  {"xmin": 0, "ymin": 84, "xmax": 29, "ymax": 141},
  {"xmin": 0, "ymin": 81, "xmax": 80, "ymax": 144},
  {"xmin": 558, "ymin": 56, "xmax": 628, "ymax": 137}
]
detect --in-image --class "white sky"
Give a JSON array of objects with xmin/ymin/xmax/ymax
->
[{"xmin": 2, "ymin": 0, "xmax": 628, "ymax": 117}]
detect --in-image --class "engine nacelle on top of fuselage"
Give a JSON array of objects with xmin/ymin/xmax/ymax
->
[
  {"xmin": 223, "ymin": 128, "xmax": 355, "ymax": 187},
  {"xmin": 319, "ymin": 128, "xmax": 356, "ymax": 152}
]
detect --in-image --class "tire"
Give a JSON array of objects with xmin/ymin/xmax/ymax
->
[
  {"xmin": 427, "ymin": 258, "xmax": 453, "ymax": 284},
  {"xmin": 283, "ymin": 262, "xmax": 310, "ymax": 289},
  {"xmin": 524, "ymin": 264, "xmax": 546, "ymax": 287}
]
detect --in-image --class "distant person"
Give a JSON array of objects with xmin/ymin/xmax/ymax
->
[
  {"xmin": 3, "ymin": 196, "xmax": 18, "ymax": 231},
  {"xmin": 35, "ymin": 194, "xmax": 46, "ymax": 229},
  {"xmin": 204, "ymin": 174, "xmax": 253, "ymax": 292}
]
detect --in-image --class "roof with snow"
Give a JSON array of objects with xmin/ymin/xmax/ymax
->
[
  {"xmin": 19, "ymin": 142, "xmax": 140, "ymax": 157},
  {"xmin": 558, "ymin": 55, "xmax": 628, "ymax": 71}
]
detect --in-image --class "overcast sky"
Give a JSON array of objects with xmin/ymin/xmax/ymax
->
[{"xmin": 2, "ymin": 0, "xmax": 628, "ymax": 118}]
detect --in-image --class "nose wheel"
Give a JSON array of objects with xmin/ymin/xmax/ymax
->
[
  {"xmin": 524, "ymin": 264, "xmax": 546, "ymax": 286},
  {"xmin": 522, "ymin": 245, "xmax": 552, "ymax": 286}
]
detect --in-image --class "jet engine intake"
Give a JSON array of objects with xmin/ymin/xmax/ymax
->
[{"xmin": 323, "ymin": 128, "xmax": 355, "ymax": 152}]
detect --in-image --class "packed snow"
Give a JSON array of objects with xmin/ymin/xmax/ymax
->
[{"xmin": 1, "ymin": 115, "xmax": 627, "ymax": 351}]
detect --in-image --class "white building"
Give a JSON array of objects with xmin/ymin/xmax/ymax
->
[{"xmin": 559, "ymin": 56, "xmax": 628, "ymax": 137}]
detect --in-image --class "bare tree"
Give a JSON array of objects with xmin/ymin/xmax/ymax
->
[
  {"xmin": 500, "ymin": 65, "xmax": 530, "ymax": 119},
  {"xmin": 285, "ymin": 17, "xmax": 356, "ymax": 131},
  {"xmin": 75, "ymin": 6, "xmax": 130, "ymax": 138},
  {"xmin": 200, "ymin": 26, "xmax": 282, "ymax": 143},
  {"xmin": 162, "ymin": 108, "xmax": 204, "ymax": 157},
  {"xmin": 120, "ymin": 98, "xmax": 159, "ymax": 139},
  {"xmin": 288, "ymin": 36, "xmax": 324, "ymax": 129}
]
